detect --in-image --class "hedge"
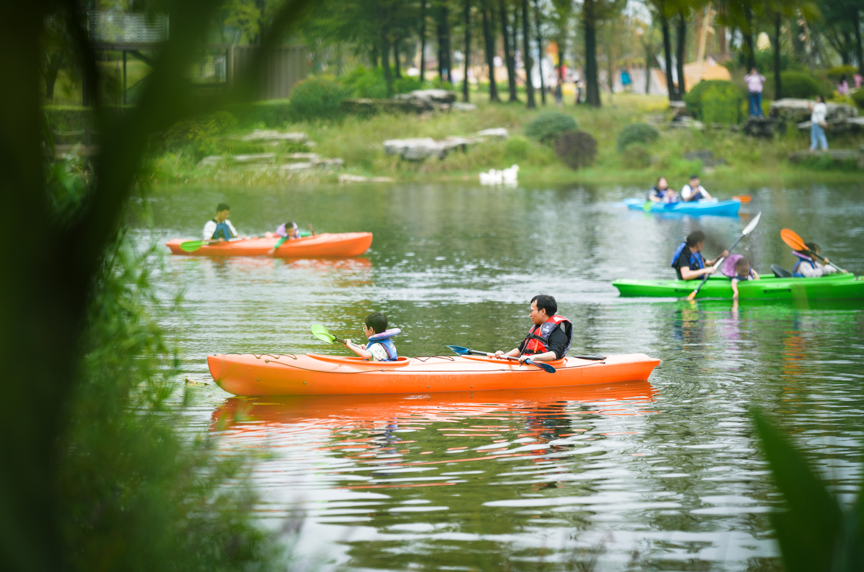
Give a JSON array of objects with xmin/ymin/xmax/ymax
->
[
  {"xmin": 616, "ymin": 122, "xmax": 659, "ymax": 153},
  {"xmin": 524, "ymin": 111, "xmax": 578, "ymax": 144},
  {"xmin": 684, "ymin": 80, "xmax": 743, "ymax": 123}
]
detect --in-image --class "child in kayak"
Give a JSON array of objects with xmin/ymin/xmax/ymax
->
[
  {"xmin": 722, "ymin": 255, "xmax": 759, "ymax": 299},
  {"xmin": 671, "ymin": 230, "xmax": 729, "ymax": 281},
  {"xmin": 792, "ymin": 243, "xmax": 838, "ymax": 278},
  {"xmin": 646, "ymin": 176, "xmax": 678, "ymax": 203},
  {"xmin": 265, "ymin": 221, "xmax": 301, "ymax": 240},
  {"xmin": 344, "ymin": 312, "xmax": 400, "ymax": 362}
]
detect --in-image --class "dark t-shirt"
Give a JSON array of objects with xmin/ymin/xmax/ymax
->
[
  {"xmin": 518, "ymin": 326, "xmax": 569, "ymax": 359},
  {"xmin": 673, "ymin": 246, "xmax": 704, "ymax": 280}
]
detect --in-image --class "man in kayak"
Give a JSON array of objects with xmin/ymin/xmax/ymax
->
[
  {"xmin": 672, "ymin": 230, "xmax": 729, "ymax": 281},
  {"xmin": 344, "ymin": 312, "xmax": 399, "ymax": 362},
  {"xmin": 680, "ymin": 175, "xmax": 713, "ymax": 202},
  {"xmin": 646, "ymin": 176, "xmax": 678, "ymax": 203},
  {"xmin": 202, "ymin": 203, "xmax": 238, "ymax": 242},
  {"xmin": 792, "ymin": 243, "xmax": 838, "ymax": 277},
  {"xmin": 494, "ymin": 295, "xmax": 573, "ymax": 363}
]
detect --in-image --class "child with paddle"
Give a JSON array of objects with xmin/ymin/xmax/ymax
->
[
  {"xmin": 343, "ymin": 312, "xmax": 400, "ymax": 362},
  {"xmin": 792, "ymin": 243, "xmax": 838, "ymax": 278}
]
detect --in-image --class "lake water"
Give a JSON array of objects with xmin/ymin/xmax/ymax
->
[{"xmin": 139, "ymin": 181, "xmax": 864, "ymax": 571}]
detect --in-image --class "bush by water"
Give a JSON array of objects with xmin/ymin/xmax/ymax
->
[
  {"xmin": 616, "ymin": 122, "xmax": 659, "ymax": 153},
  {"xmin": 525, "ymin": 111, "xmax": 578, "ymax": 144}
]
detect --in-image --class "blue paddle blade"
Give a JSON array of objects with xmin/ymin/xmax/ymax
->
[
  {"xmin": 446, "ymin": 345, "xmax": 470, "ymax": 355},
  {"xmin": 525, "ymin": 359, "xmax": 556, "ymax": 373}
]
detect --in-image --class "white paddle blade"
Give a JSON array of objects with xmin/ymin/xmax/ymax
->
[{"xmin": 742, "ymin": 212, "xmax": 762, "ymax": 236}]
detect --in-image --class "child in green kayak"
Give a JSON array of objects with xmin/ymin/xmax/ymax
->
[
  {"xmin": 727, "ymin": 256, "xmax": 760, "ymax": 299},
  {"xmin": 344, "ymin": 312, "xmax": 400, "ymax": 362},
  {"xmin": 792, "ymin": 243, "xmax": 838, "ymax": 278}
]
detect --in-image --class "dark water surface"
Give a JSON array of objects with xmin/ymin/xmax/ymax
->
[{"xmin": 139, "ymin": 182, "xmax": 864, "ymax": 571}]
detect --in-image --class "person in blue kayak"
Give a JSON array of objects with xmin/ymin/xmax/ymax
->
[
  {"xmin": 792, "ymin": 243, "xmax": 838, "ymax": 278},
  {"xmin": 672, "ymin": 230, "xmax": 729, "ymax": 281},
  {"xmin": 494, "ymin": 295, "xmax": 573, "ymax": 363},
  {"xmin": 680, "ymin": 175, "xmax": 713, "ymax": 202},
  {"xmin": 202, "ymin": 203, "xmax": 238, "ymax": 242},
  {"xmin": 343, "ymin": 312, "xmax": 400, "ymax": 362},
  {"xmin": 646, "ymin": 177, "xmax": 678, "ymax": 203}
]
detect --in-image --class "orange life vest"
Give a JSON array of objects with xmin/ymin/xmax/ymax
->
[{"xmin": 522, "ymin": 315, "xmax": 573, "ymax": 357}]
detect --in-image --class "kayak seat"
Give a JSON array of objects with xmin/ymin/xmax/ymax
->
[{"xmin": 771, "ymin": 264, "xmax": 793, "ymax": 278}]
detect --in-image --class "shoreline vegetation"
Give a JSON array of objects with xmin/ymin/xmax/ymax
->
[{"xmin": 52, "ymin": 93, "xmax": 864, "ymax": 190}]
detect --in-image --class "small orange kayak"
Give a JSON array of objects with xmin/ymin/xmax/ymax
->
[
  {"xmin": 166, "ymin": 232, "xmax": 372, "ymax": 257},
  {"xmin": 207, "ymin": 352, "xmax": 661, "ymax": 396}
]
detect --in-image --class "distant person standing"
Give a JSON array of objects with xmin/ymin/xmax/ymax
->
[
  {"xmin": 809, "ymin": 95, "xmax": 829, "ymax": 152},
  {"xmin": 837, "ymin": 74, "xmax": 849, "ymax": 95},
  {"xmin": 744, "ymin": 68, "xmax": 766, "ymax": 117},
  {"xmin": 854, "ymin": 73, "xmax": 863, "ymax": 89}
]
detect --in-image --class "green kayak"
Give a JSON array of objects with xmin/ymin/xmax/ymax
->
[{"xmin": 612, "ymin": 273, "xmax": 864, "ymax": 301}]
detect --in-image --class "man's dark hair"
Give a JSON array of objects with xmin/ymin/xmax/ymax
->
[
  {"xmin": 365, "ymin": 312, "xmax": 388, "ymax": 334},
  {"xmin": 216, "ymin": 203, "xmax": 230, "ymax": 213},
  {"xmin": 689, "ymin": 174, "xmax": 699, "ymax": 180},
  {"xmin": 686, "ymin": 230, "xmax": 706, "ymax": 247},
  {"xmin": 531, "ymin": 294, "xmax": 557, "ymax": 316}
]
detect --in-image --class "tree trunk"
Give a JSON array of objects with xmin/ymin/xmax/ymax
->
[
  {"xmin": 557, "ymin": 32, "xmax": 565, "ymax": 81},
  {"xmin": 644, "ymin": 39, "xmax": 651, "ymax": 94},
  {"xmin": 583, "ymin": 0, "xmax": 601, "ymax": 107},
  {"xmin": 853, "ymin": 9, "xmax": 864, "ymax": 75},
  {"xmin": 773, "ymin": 11, "xmax": 782, "ymax": 100},
  {"xmin": 498, "ymin": 0, "xmax": 518, "ymax": 101},
  {"xmin": 743, "ymin": 7, "xmax": 756, "ymax": 70},
  {"xmin": 521, "ymin": 0, "xmax": 536, "ymax": 108},
  {"xmin": 481, "ymin": 0, "xmax": 500, "ymax": 101},
  {"xmin": 443, "ymin": 5, "xmax": 453, "ymax": 83},
  {"xmin": 533, "ymin": 0, "xmax": 545, "ymax": 104},
  {"xmin": 660, "ymin": 12, "xmax": 676, "ymax": 101},
  {"xmin": 716, "ymin": 4, "xmax": 727, "ymax": 60},
  {"xmin": 463, "ymin": 0, "xmax": 471, "ymax": 102},
  {"xmin": 437, "ymin": 8, "xmax": 445, "ymax": 82},
  {"xmin": 675, "ymin": 11, "xmax": 686, "ymax": 96},
  {"xmin": 381, "ymin": 34, "xmax": 393, "ymax": 96},
  {"xmin": 420, "ymin": 0, "xmax": 426, "ymax": 82},
  {"xmin": 44, "ymin": 55, "xmax": 62, "ymax": 101},
  {"xmin": 394, "ymin": 40, "xmax": 402, "ymax": 79}
]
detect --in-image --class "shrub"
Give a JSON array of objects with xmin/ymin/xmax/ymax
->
[
  {"xmin": 341, "ymin": 66, "xmax": 388, "ymax": 99},
  {"xmin": 393, "ymin": 76, "xmax": 422, "ymax": 94},
  {"xmin": 524, "ymin": 111, "xmax": 578, "ymax": 144},
  {"xmin": 616, "ymin": 122, "xmax": 659, "ymax": 153},
  {"xmin": 684, "ymin": 80, "xmax": 743, "ymax": 122},
  {"xmin": 621, "ymin": 143, "xmax": 651, "ymax": 169},
  {"xmin": 163, "ymin": 111, "xmax": 237, "ymax": 149},
  {"xmin": 852, "ymin": 89, "xmax": 864, "ymax": 109},
  {"xmin": 825, "ymin": 65, "xmax": 857, "ymax": 83},
  {"xmin": 229, "ymin": 100, "xmax": 292, "ymax": 128},
  {"xmin": 702, "ymin": 86, "xmax": 741, "ymax": 125},
  {"xmin": 555, "ymin": 130, "xmax": 597, "ymax": 170},
  {"xmin": 288, "ymin": 75, "xmax": 346, "ymax": 119},
  {"xmin": 780, "ymin": 71, "xmax": 823, "ymax": 98}
]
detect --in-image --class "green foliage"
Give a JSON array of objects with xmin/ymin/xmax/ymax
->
[
  {"xmin": 850, "ymin": 89, "xmax": 864, "ymax": 109},
  {"xmin": 524, "ymin": 111, "xmax": 578, "ymax": 144},
  {"xmin": 44, "ymin": 105, "xmax": 130, "ymax": 144},
  {"xmin": 826, "ymin": 65, "xmax": 857, "ymax": 82},
  {"xmin": 555, "ymin": 130, "xmax": 597, "ymax": 170},
  {"xmin": 341, "ymin": 66, "xmax": 388, "ymax": 99},
  {"xmin": 616, "ymin": 122, "xmax": 660, "ymax": 153},
  {"xmin": 163, "ymin": 111, "xmax": 237, "ymax": 148},
  {"xmin": 393, "ymin": 76, "xmax": 423, "ymax": 94},
  {"xmin": 795, "ymin": 153, "xmax": 861, "ymax": 172},
  {"xmin": 751, "ymin": 408, "xmax": 864, "ymax": 572},
  {"xmin": 684, "ymin": 80, "xmax": 743, "ymax": 123},
  {"xmin": 620, "ymin": 143, "xmax": 651, "ymax": 169},
  {"xmin": 780, "ymin": 71, "xmax": 824, "ymax": 98},
  {"xmin": 46, "ymin": 160, "xmax": 283, "ymax": 572},
  {"xmin": 288, "ymin": 74, "xmax": 346, "ymax": 119},
  {"xmin": 229, "ymin": 100, "xmax": 293, "ymax": 128}
]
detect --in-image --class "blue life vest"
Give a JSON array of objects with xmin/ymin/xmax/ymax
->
[
  {"xmin": 670, "ymin": 242, "xmax": 705, "ymax": 274},
  {"xmin": 690, "ymin": 190, "xmax": 705, "ymax": 201},
  {"xmin": 211, "ymin": 220, "xmax": 234, "ymax": 240},
  {"xmin": 792, "ymin": 258, "xmax": 815, "ymax": 278},
  {"xmin": 365, "ymin": 328, "xmax": 400, "ymax": 361}
]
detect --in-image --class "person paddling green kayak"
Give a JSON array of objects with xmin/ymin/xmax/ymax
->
[{"xmin": 671, "ymin": 230, "xmax": 729, "ymax": 281}]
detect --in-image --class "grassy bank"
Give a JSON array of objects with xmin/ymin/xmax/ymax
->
[{"xmin": 147, "ymin": 93, "xmax": 864, "ymax": 188}]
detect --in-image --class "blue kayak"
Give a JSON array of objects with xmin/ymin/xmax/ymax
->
[{"xmin": 623, "ymin": 198, "xmax": 741, "ymax": 217}]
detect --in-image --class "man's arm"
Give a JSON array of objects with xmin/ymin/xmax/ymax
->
[
  {"xmin": 202, "ymin": 220, "xmax": 216, "ymax": 242},
  {"xmin": 521, "ymin": 329, "xmax": 567, "ymax": 363}
]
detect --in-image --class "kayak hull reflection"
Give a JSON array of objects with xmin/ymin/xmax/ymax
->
[
  {"xmin": 612, "ymin": 273, "xmax": 864, "ymax": 300},
  {"xmin": 207, "ymin": 353, "xmax": 662, "ymax": 396},
  {"xmin": 623, "ymin": 198, "xmax": 741, "ymax": 216},
  {"xmin": 166, "ymin": 232, "xmax": 373, "ymax": 257}
]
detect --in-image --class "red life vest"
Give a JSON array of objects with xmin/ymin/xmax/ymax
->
[{"xmin": 522, "ymin": 315, "xmax": 573, "ymax": 357}]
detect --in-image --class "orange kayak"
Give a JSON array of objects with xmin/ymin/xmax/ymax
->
[
  {"xmin": 166, "ymin": 232, "xmax": 372, "ymax": 257},
  {"xmin": 207, "ymin": 352, "xmax": 661, "ymax": 396}
]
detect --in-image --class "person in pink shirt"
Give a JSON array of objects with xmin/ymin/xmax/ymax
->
[
  {"xmin": 744, "ymin": 68, "xmax": 766, "ymax": 117},
  {"xmin": 837, "ymin": 74, "xmax": 849, "ymax": 95},
  {"xmin": 855, "ymin": 73, "xmax": 863, "ymax": 89}
]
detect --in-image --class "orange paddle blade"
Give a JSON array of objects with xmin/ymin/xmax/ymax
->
[
  {"xmin": 780, "ymin": 228, "xmax": 806, "ymax": 251},
  {"xmin": 732, "ymin": 195, "xmax": 752, "ymax": 203}
]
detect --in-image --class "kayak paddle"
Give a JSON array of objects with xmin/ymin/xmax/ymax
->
[
  {"xmin": 732, "ymin": 195, "xmax": 752, "ymax": 203},
  {"xmin": 686, "ymin": 211, "xmax": 762, "ymax": 301},
  {"xmin": 780, "ymin": 228, "xmax": 847, "ymax": 273},
  {"xmin": 311, "ymin": 324, "xmax": 345, "ymax": 344},
  {"xmin": 180, "ymin": 236, "xmax": 253, "ymax": 253},
  {"xmin": 446, "ymin": 345, "xmax": 556, "ymax": 373}
]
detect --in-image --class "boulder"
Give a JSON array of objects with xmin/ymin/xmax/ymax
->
[
  {"xmin": 451, "ymin": 102, "xmax": 477, "ymax": 111},
  {"xmin": 682, "ymin": 150, "xmax": 728, "ymax": 167},
  {"xmin": 338, "ymin": 174, "xmax": 396, "ymax": 183},
  {"xmin": 666, "ymin": 116, "xmax": 704, "ymax": 130},
  {"xmin": 279, "ymin": 158, "xmax": 344, "ymax": 172},
  {"xmin": 743, "ymin": 116, "xmax": 782, "ymax": 138},
  {"xmin": 383, "ymin": 135, "xmax": 483, "ymax": 160},
  {"xmin": 402, "ymin": 89, "xmax": 458, "ymax": 104},
  {"xmin": 668, "ymin": 100, "xmax": 689, "ymax": 118},
  {"xmin": 797, "ymin": 116, "xmax": 864, "ymax": 133},
  {"xmin": 770, "ymin": 99, "xmax": 858, "ymax": 124},
  {"xmin": 239, "ymin": 130, "xmax": 308, "ymax": 143},
  {"xmin": 474, "ymin": 128, "xmax": 509, "ymax": 140}
]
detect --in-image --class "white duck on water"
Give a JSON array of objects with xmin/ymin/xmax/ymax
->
[{"xmin": 479, "ymin": 164, "xmax": 519, "ymax": 186}]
